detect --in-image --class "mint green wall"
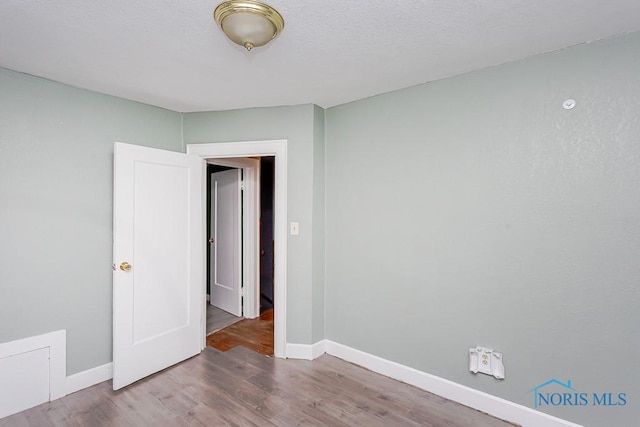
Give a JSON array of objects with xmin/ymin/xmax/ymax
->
[
  {"xmin": 312, "ymin": 105, "xmax": 326, "ymax": 342},
  {"xmin": 183, "ymin": 105, "xmax": 323, "ymax": 344},
  {"xmin": 0, "ymin": 71, "xmax": 325, "ymax": 375},
  {"xmin": 0, "ymin": 68, "xmax": 183, "ymax": 375},
  {"xmin": 3, "ymin": 29, "xmax": 638, "ymax": 426},
  {"xmin": 325, "ymin": 32, "xmax": 640, "ymax": 426}
]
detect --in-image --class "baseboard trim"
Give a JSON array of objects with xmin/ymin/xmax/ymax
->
[
  {"xmin": 66, "ymin": 363, "xmax": 113, "ymax": 395},
  {"xmin": 3, "ymin": 333, "xmax": 579, "ymax": 426},
  {"xmin": 285, "ymin": 340, "xmax": 327, "ymax": 360},
  {"xmin": 324, "ymin": 341, "xmax": 582, "ymax": 427}
]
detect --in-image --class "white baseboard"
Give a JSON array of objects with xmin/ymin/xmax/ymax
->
[
  {"xmin": 2, "ymin": 332, "xmax": 579, "ymax": 427},
  {"xmin": 66, "ymin": 362, "xmax": 113, "ymax": 395},
  {"xmin": 285, "ymin": 340, "xmax": 327, "ymax": 360},
  {"xmin": 0, "ymin": 330, "xmax": 66, "ymax": 418},
  {"xmin": 323, "ymin": 341, "xmax": 582, "ymax": 427}
]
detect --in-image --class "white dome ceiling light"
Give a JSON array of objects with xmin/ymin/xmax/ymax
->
[{"xmin": 214, "ymin": 1, "xmax": 285, "ymax": 51}]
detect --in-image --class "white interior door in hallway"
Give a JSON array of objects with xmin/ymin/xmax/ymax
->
[{"xmin": 209, "ymin": 169, "xmax": 242, "ymax": 317}]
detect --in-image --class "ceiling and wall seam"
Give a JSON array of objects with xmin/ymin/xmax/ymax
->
[{"xmin": 2, "ymin": 1, "xmax": 640, "ymax": 112}]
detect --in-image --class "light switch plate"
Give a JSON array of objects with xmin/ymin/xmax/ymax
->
[{"xmin": 290, "ymin": 222, "xmax": 299, "ymax": 235}]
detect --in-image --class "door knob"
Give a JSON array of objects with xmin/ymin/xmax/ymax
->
[
  {"xmin": 208, "ymin": 237, "xmax": 215, "ymax": 244},
  {"xmin": 119, "ymin": 262, "xmax": 132, "ymax": 272}
]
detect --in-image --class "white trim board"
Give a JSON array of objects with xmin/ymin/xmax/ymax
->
[
  {"xmin": 286, "ymin": 340, "xmax": 582, "ymax": 427},
  {"xmin": 285, "ymin": 341, "xmax": 327, "ymax": 360},
  {"xmin": 0, "ymin": 330, "xmax": 66, "ymax": 418},
  {"xmin": 66, "ymin": 363, "xmax": 113, "ymax": 396}
]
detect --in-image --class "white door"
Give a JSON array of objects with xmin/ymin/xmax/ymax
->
[
  {"xmin": 210, "ymin": 169, "xmax": 242, "ymax": 317},
  {"xmin": 112, "ymin": 142, "xmax": 204, "ymax": 390}
]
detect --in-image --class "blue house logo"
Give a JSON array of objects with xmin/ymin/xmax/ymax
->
[
  {"xmin": 528, "ymin": 379, "xmax": 578, "ymax": 408},
  {"xmin": 529, "ymin": 379, "xmax": 627, "ymax": 409}
]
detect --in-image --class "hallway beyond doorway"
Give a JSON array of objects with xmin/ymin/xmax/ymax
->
[
  {"xmin": 206, "ymin": 305, "xmax": 242, "ymax": 336},
  {"xmin": 206, "ymin": 309, "xmax": 274, "ymax": 356}
]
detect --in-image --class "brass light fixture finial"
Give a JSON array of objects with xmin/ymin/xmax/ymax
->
[{"xmin": 214, "ymin": 1, "xmax": 285, "ymax": 51}]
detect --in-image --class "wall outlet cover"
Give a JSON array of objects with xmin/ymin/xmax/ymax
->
[{"xmin": 469, "ymin": 346, "xmax": 505, "ymax": 380}]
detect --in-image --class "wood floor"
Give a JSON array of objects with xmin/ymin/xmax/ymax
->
[
  {"xmin": 206, "ymin": 304, "xmax": 242, "ymax": 335},
  {"xmin": 207, "ymin": 309, "xmax": 274, "ymax": 356},
  {"xmin": 0, "ymin": 346, "xmax": 517, "ymax": 427}
]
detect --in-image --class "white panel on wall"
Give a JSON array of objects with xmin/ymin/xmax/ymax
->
[
  {"xmin": 0, "ymin": 330, "xmax": 66, "ymax": 419},
  {"xmin": 0, "ymin": 347, "xmax": 50, "ymax": 418}
]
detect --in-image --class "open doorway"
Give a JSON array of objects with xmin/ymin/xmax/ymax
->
[
  {"xmin": 205, "ymin": 158, "xmax": 276, "ymax": 356},
  {"xmin": 259, "ymin": 156, "xmax": 275, "ymax": 313},
  {"xmin": 187, "ymin": 139, "xmax": 287, "ymax": 359}
]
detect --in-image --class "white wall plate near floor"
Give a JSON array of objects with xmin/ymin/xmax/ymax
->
[{"xmin": 469, "ymin": 346, "xmax": 505, "ymax": 379}]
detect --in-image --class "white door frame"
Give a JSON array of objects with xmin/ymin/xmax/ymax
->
[{"xmin": 187, "ymin": 140, "xmax": 287, "ymax": 359}]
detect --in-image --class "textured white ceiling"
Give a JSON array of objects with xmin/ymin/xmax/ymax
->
[{"xmin": 1, "ymin": 1, "xmax": 640, "ymax": 112}]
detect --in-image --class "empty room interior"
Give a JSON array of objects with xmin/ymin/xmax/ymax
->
[{"xmin": 1, "ymin": 2, "xmax": 639, "ymax": 426}]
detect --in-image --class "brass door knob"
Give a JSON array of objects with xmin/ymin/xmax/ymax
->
[{"xmin": 119, "ymin": 262, "xmax": 132, "ymax": 272}]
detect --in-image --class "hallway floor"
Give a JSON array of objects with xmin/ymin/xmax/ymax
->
[
  {"xmin": 206, "ymin": 304, "xmax": 242, "ymax": 335},
  {"xmin": 206, "ymin": 309, "xmax": 274, "ymax": 356}
]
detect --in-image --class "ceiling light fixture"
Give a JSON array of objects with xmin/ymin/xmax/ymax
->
[{"xmin": 213, "ymin": 0, "xmax": 284, "ymax": 51}]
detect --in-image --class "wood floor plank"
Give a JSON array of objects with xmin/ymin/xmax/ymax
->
[
  {"xmin": 222, "ymin": 347, "xmax": 425, "ymax": 427},
  {"xmin": 207, "ymin": 309, "xmax": 274, "ymax": 356},
  {"xmin": 231, "ymin": 346, "xmax": 516, "ymax": 427},
  {"xmin": 2, "ymin": 346, "xmax": 519, "ymax": 426},
  {"xmin": 0, "ymin": 412, "xmax": 29, "ymax": 427},
  {"xmin": 210, "ymin": 346, "xmax": 387, "ymax": 427},
  {"xmin": 207, "ymin": 304, "xmax": 242, "ymax": 335},
  {"xmin": 22, "ymin": 408, "xmax": 54, "ymax": 427},
  {"xmin": 169, "ymin": 353, "xmax": 279, "ymax": 427},
  {"xmin": 317, "ymin": 354, "xmax": 517, "ymax": 427}
]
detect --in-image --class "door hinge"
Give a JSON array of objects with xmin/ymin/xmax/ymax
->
[
  {"xmin": 240, "ymin": 182, "xmax": 245, "ymax": 190},
  {"xmin": 241, "ymin": 287, "xmax": 244, "ymax": 297}
]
